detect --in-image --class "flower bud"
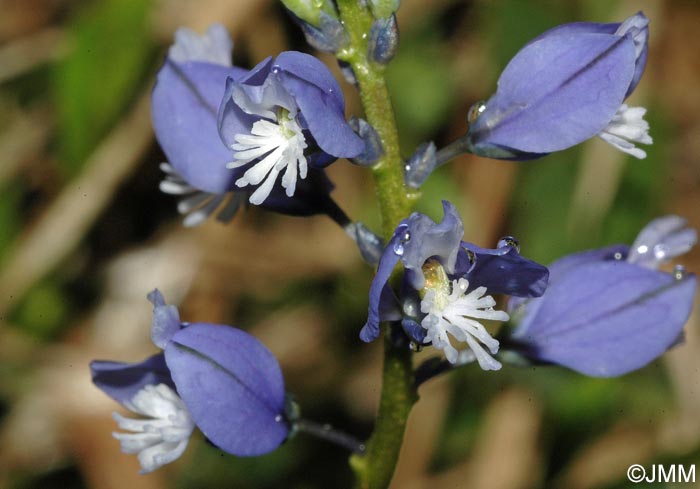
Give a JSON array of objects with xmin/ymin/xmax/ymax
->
[
  {"xmin": 466, "ymin": 12, "xmax": 651, "ymax": 160},
  {"xmin": 368, "ymin": 15, "xmax": 399, "ymax": 64},
  {"xmin": 349, "ymin": 117, "xmax": 384, "ymax": 166},
  {"xmin": 505, "ymin": 216, "xmax": 697, "ymax": 377}
]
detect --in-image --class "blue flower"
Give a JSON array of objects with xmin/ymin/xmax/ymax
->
[
  {"xmin": 360, "ymin": 201, "xmax": 549, "ymax": 369},
  {"xmin": 90, "ymin": 290, "xmax": 289, "ymax": 473},
  {"xmin": 151, "ymin": 25, "xmax": 344, "ymax": 226},
  {"xmin": 466, "ymin": 12, "xmax": 651, "ymax": 160},
  {"xmin": 218, "ymin": 51, "xmax": 364, "ymax": 205},
  {"xmin": 505, "ymin": 216, "xmax": 697, "ymax": 377}
]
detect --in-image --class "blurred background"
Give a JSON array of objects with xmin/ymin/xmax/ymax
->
[{"xmin": 0, "ymin": 0, "xmax": 699, "ymax": 487}]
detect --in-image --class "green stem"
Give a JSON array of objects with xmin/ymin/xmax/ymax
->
[
  {"xmin": 335, "ymin": 2, "xmax": 418, "ymax": 488},
  {"xmin": 349, "ymin": 326, "xmax": 416, "ymax": 489},
  {"xmin": 336, "ymin": 1, "xmax": 416, "ymax": 237}
]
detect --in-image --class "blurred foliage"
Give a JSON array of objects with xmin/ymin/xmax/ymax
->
[
  {"xmin": 12, "ymin": 466, "xmax": 85, "ymax": 489},
  {"xmin": 479, "ymin": 0, "xmax": 576, "ymax": 74},
  {"xmin": 601, "ymin": 105, "xmax": 672, "ymax": 245},
  {"xmin": 12, "ymin": 279, "xmax": 70, "ymax": 340},
  {"xmin": 414, "ymin": 165, "xmax": 465, "ymax": 218},
  {"xmin": 0, "ymin": 183, "xmax": 22, "ymax": 265},
  {"xmin": 53, "ymin": 0, "xmax": 154, "ymax": 176},
  {"xmin": 1, "ymin": 0, "xmax": 699, "ymax": 488},
  {"xmin": 386, "ymin": 17, "xmax": 457, "ymax": 152},
  {"xmin": 510, "ymin": 150, "xmax": 583, "ymax": 262}
]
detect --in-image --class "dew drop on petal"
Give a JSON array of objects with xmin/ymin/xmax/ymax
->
[
  {"xmin": 409, "ymin": 341, "xmax": 423, "ymax": 352},
  {"xmin": 653, "ymin": 243, "xmax": 669, "ymax": 261},
  {"xmin": 393, "ymin": 229, "xmax": 411, "ymax": 256},
  {"xmin": 275, "ymin": 414, "xmax": 283, "ymax": 423},
  {"xmin": 674, "ymin": 264, "xmax": 686, "ymax": 281},
  {"xmin": 635, "ymin": 244, "xmax": 649, "ymax": 256},
  {"xmin": 497, "ymin": 235, "xmax": 520, "ymax": 253},
  {"xmin": 467, "ymin": 101, "xmax": 487, "ymax": 124},
  {"xmin": 613, "ymin": 252, "xmax": 623, "ymax": 261}
]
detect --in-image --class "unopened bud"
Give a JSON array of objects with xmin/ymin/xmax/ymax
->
[
  {"xmin": 404, "ymin": 141, "xmax": 437, "ymax": 188},
  {"xmin": 298, "ymin": 11, "xmax": 348, "ymax": 53},
  {"xmin": 368, "ymin": 14, "xmax": 399, "ymax": 64},
  {"xmin": 349, "ymin": 117, "xmax": 383, "ymax": 166}
]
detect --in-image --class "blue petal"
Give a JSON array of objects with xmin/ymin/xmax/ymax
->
[
  {"xmin": 527, "ymin": 21, "xmax": 618, "ymax": 42},
  {"xmin": 147, "ymin": 289, "xmax": 181, "ymax": 349},
  {"xmin": 360, "ymin": 231, "xmax": 402, "ymax": 343},
  {"xmin": 275, "ymin": 52, "xmax": 345, "ymax": 112},
  {"xmin": 360, "ymin": 201, "xmax": 466, "ymax": 342},
  {"xmin": 169, "ymin": 24, "xmax": 233, "ymax": 66},
  {"xmin": 516, "ymin": 12, "xmax": 648, "ymax": 98},
  {"xmin": 507, "ymin": 244, "xmax": 627, "ymax": 315},
  {"xmin": 219, "ymin": 72, "xmax": 339, "ymax": 216},
  {"xmin": 401, "ymin": 201, "xmax": 463, "ymax": 290},
  {"xmin": 614, "ymin": 12, "xmax": 649, "ymax": 96},
  {"xmin": 152, "ymin": 60, "xmax": 248, "ymax": 193},
  {"xmin": 543, "ymin": 244, "xmax": 629, "ymax": 283},
  {"xmin": 512, "ymin": 261, "xmax": 696, "ymax": 377},
  {"xmin": 627, "ymin": 215, "xmax": 697, "ymax": 268},
  {"xmin": 165, "ymin": 323, "xmax": 288, "ymax": 456},
  {"xmin": 456, "ymin": 242, "xmax": 549, "ymax": 297},
  {"xmin": 361, "ymin": 201, "xmax": 466, "ymax": 341},
  {"xmin": 469, "ymin": 33, "xmax": 636, "ymax": 154},
  {"xmin": 276, "ymin": 52, "xmax": 363, "ymax": 158},
  {"xmin": 216, "ymin": 73, "xmax": 265, "ymax": 152},
  {"xmin": 90, "ymin": 354, "xmax": 174, "ymax": 406},
  {"xmin": 224, "ymin": 56, "xmax": 299, "ymax": 120},
  {"xmin": 218, "ymin": 52, "xmax": 363, "ymax": 161},
  {"xmin": 401, "ymin": 317, "xmax": 427, "ymax": 343}
]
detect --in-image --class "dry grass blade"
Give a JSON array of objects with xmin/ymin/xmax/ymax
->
[
  {"xmin": 457, "ymin": 153, "xmax": 518, "ymax": 246},
  {"xmin": 0, "ymin": 28, "xmax": 68, "ymax": 83},
  {"xmin": 0, "ymin": 232, "xmax": 199, "ymax": 483},
  {"xmin": 566, "ymin": 138, "xmax": 627, "ymax": 244},
  {"xmin": 660, "ymin": 281, "xmax": 700, "ymax": 455},
  {"xmin": 389, "ymin": 376, "xmax": 451, "ymax": 489},
  {"xmin": 0, "ymin": 93, "xmax": 153, "ymax": 317},
  {"xmin": 430, "ymin": 388, "xmax": 542, "ymax": 489},
  {"xmin": 153, "ymin": 0, "xmax": 270, "ymax": 41},
  {"xmin": 554, "ymin": 426, "xmax": 655, "ymax": 489},
  {"xmin": 0, "ymin": 105, "xmax": 53, "ymax": 184},
  {"xmin": 70, "ymin": 416, "xmax": 169, "ymax": 489}
]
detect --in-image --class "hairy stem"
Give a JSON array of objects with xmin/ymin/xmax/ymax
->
[
  {"xmin": 335, "ymin": 2, "xmax": 418, "ymax": 488},
  {"xmin": 336, "ymin": 1, "xmax": 416, "ymax": 237}
]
